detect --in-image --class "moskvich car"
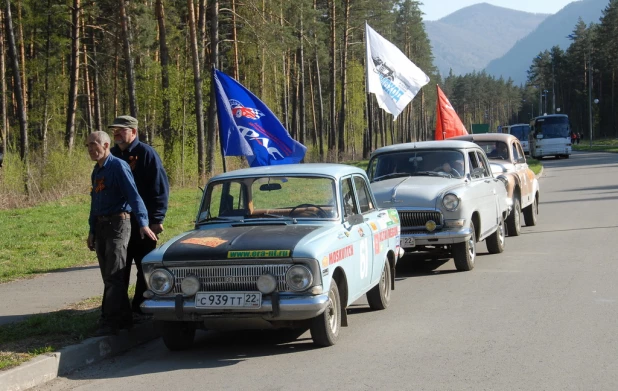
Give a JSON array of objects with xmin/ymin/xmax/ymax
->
[{"xmin": 141, "ymin": 164, "xmax": 402, "ymax": 350}]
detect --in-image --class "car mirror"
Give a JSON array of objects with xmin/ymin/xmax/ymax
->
[
  {"xmin": 259, "ymin": 183, "xmax": 282, "ymax": 191},
  {"xmin": 346, "ymin": 214, "xmax": 364, "ymax": 226}
]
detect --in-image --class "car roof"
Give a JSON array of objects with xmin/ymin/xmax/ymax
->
[
  {"xmin": 450, "ymin": 133, "xmax": 519, "ymax": 143},
  {"xmin": 370, "ymin": 140, "xmax": 479, "ymax": 156},
  {"xmin": 209, "ymin": 163, "xmax": 366, "ymax": 182}
]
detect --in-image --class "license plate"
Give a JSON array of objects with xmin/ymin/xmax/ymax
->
[
  {"xmin": 195, "ymin": 292, "xmax": 262, "ymax": 309},
  {"xmin": 400, "ymin": 237, "xmax": 415, "ymax": 248}
]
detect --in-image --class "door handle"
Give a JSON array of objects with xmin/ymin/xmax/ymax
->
[{"xmin": 377, "ymin": 212, "xmax": 386, "ymax": 217}]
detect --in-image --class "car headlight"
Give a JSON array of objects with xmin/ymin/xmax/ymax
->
[
  {"xmin": 285, "ymin": 265, "xmax": 313, "ymax": 291},
  {"xmin": 257, "ymin": 274, "xmax": 278, "ymax": 294},
  {"xmin": 149, "ymin": 269, "xmax": 174, "ymax": 295},
  {"xmin": 442, "ymin": 193, "xmax": 460, "ymax": 211},
  {"xmin": 181, "ymin": 275, "xmax": 200, "ymax": 296}
]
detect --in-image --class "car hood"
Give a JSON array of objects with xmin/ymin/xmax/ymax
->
[
  {"xmin": 371, "ymin": 176, "xmax": 463, "ymax": 209},
  {"xmin": 159, "ymin": 224, "xmax": 322, "ymax": 263},
  {"xmin": 490, "ymin": 161, "xmax": 516, "ymax": 174}
]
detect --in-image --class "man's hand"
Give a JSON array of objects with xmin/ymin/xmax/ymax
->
[
  {"xmin": 140, "ymin": 226, "xmax": 158, "ymax": 241},
  {"xmin": 149, "ymin": 223, "xmax": 164, "ymax": 235},
  {"xmin": 87, "ymin": 234, "xmax": 95, "ymax": 251}
]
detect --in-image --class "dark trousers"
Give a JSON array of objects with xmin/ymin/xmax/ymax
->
[
  {"xmin": 95, "ymin": 218, "xmax": 132, "ymax": 329},
  {"xmin": 124, "ymin": 221, "xmax": 157, "ymax": 313}
]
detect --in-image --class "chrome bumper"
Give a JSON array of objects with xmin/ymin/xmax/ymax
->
[
  {"xmin": 141, "ymin": 293, "xmax": 330, "ymax": 321},
  {"xmin": 401, "ymin": 226, "xmax": 473, "ymax": 247}
]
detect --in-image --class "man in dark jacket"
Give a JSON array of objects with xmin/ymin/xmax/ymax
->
[{"xmin": 109, "ymin": 115, "xmax": 170, "ymax": 318}]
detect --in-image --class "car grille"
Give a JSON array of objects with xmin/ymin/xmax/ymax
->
[
  {"xmin": 398, "ymin": 210, "xmax": 443, "ymax": 231},
  {"xmin": 168, "ymin": 265, "xmax": 291, "ymax": 294}
]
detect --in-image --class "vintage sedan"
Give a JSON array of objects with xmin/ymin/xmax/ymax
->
[
  {"xmin": 451, "ymin": 133, "xmax": 540, "ymax": 236},
  {"xmin": 141, "ymin": 164, "xmax": 402, "ymax": 350},
  {"xmin": 368, "ymin": 140, "xmax": 511, "ymax": 272}
]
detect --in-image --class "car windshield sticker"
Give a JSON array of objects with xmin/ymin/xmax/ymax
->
[
  {"xmin": 227, "ymin": 250, "xmax": 291, "ymax": 258},
  {"xmin": 181, "ymin": 237, "xmax": 227, "ymax": 248},
  {"xmin": 369, "ymin": 222, "xmax": 378, "ymax": 231},
  {"xmin": 373, "ymin": 227, "xmax": 399, "ymax": 254},
  {"xmin": 358, "ymin": 227, "xmax": 365, "ymax": 237},
  {"xmin": 329, "ymin": 245, "xmax": 354, "ymax": 265}
]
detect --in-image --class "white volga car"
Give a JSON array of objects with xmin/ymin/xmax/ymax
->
[{"xmin": 368, "ymin": 140, "xmax": 512, "ymax": 271}]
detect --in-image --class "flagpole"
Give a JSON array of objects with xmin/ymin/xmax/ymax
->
[
  {"xmin": 213, "ymin": 65, "xmax": 228, "ymax": 173},
  {"xmin": 364, "ymin": 21, "xmax": 373, "ymax": 155}
]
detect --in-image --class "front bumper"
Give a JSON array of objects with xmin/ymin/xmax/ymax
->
[
  {"xmin": 141, "ymin": 292, "xmax": 330, "ymax": 322},
  {"xmin": 400, "ymin": 226, "xmax": 473, "ymax": 248}
]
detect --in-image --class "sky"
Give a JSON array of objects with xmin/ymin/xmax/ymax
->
[{"xmin": 420, "ymin": 0, "xmax": 579, "ymax": 21}]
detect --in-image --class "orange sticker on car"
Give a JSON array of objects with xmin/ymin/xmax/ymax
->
[{"xmin": 182, "ymin": 237, "xmax": 227, "ymax": 247}]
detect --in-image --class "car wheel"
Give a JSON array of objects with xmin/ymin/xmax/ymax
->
[
  {"xmin": 486, "ymin": 215, "xmax": 506, "ymax": 254},
  {"xmin": 523, "ymin": 195, "xmax": 538, "ymax": 226},
  {"xmin": 366, "ymin": 259, "xmax": 392, "ymax": 310},
  {"xmin": 158, "ymin": 321, "xmax": 196, "ymax": 351},
  {"xmin": 452, "ymin": 221, "xmax": 476, "ymax": 271},
  {"xmin": 310, "ymin": 281, "xmax": 341, "ymax": 346},
  {"xmin": 506, "ymin": 197, "xmax": 521, "ymax": 236}
]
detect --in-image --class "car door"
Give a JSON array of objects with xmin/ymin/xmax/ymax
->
[
  {"xmin": 475, "ymin": 150, "xmax": 500, "ymax": 238},
  {"xmin": 512, "ymin": 141, "xmax": 532, "ymax": 207},
  {"xmin": 340, "ymin": 176, "xmax": 374, "ymax": 294}
]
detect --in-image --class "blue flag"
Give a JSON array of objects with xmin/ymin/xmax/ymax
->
[{"xmin": 213, "ymin": 69, "xmax": 307, "ymax": 167}]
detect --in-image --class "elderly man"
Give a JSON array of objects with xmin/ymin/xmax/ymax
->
[
  {"xmin": 109, "ymin": 115, "xmax": 169, "ymax": 319},
  {"xmin": 87, "ymin": 131, "xmax": 157, "ymax": 336}
]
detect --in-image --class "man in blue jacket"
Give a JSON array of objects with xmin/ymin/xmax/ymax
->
[
  {"xmin": 109, "ymin": 116, "xmax": 170, "ymax": 319},
  {"xmin": 87, "ymin": 131, "xmax": 157, "ymax": 336}
]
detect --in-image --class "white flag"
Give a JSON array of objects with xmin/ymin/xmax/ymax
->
[{"xmin": 365, "ymin": 23, "xmax": 430, "ymax": 119}]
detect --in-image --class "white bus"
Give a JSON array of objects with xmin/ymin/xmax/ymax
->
[
  {"xmin": 502, "ymin": 124, "xmax": 531, "ymax": 154},
  {"xmin": 529, "ymin": 114, "xmax": 572, "ymax": 159}
]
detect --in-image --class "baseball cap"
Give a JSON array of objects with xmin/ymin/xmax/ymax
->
[{"xmin": 108, "ymin": 115, "xmax": 138, "ymax": 129}]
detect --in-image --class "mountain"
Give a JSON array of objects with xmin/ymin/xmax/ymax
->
[
  {"xmin": 425, "ymin": 3, "xmax": 548, "ymax": 76},
  {"xmin": 485, "ymin": 0, "xmax": 608, "ymax": 84}
]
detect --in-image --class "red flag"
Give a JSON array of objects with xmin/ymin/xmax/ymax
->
[{"xmin": 435, "ymin": 85, "xmax": 468, "ymax": 140}]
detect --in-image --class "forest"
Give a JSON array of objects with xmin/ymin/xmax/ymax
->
[{"xmin": 0, "ymin": 0, "xmax": 617, "ymax": 207}]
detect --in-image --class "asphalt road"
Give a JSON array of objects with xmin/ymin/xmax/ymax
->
[{"xmin": 36, "ymin": 151, "xmax": 618, "ymax": 391}]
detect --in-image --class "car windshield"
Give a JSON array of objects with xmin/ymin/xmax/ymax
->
[
  {"xmin": 475, "ymin": 141, "xmax": 509, "ymax": 160},
  {"xmin": 368, "ymin": 149, "xmax": 465, "ymax": 181},
  {"xmin": 533, "ymin": 116, "xmax": 570, "ymax": 139},
  {"xmin": 509, "ymin": 125, "xmax": 530, "ymax": 142},
  {"xmin": 197, "ymin": 176, "xmax": 338, "ymax": 222}
]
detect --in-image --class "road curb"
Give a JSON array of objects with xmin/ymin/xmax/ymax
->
[{"xmin": 0, "ymin": 321, "xmax": 159, "ymax": 391}]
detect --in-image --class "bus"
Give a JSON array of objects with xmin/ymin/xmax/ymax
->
[
  {"xmin": 529, "ymin": 114, "xmax": 572, "ymax": 159},
  {"xmin": 502, "ymin": 124, "xmax": 531, "ymax": 154}
]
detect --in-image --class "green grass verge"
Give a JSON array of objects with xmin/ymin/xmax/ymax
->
[
  {"xmin": 573, "ymin": 138, "xmax": 618, "ymax": 153},
  {"xmin": 526, "ymin": 158, "xmax": 542, "ymax": 176},
  {"xmin": 0, "ymin": 188, "xmax": 201, "ymax": 283}
]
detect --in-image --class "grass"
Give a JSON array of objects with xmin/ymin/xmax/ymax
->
[
  {"xmin": 526, "ymin": 158, "xmax": 542, "ymax": 175},
  {"xmin": 0, "ymin": 187, "xmax": 202, "ymax": 283},
  {"xmin": 572, "ymin": 138, "xmax": 618, "ymax": 153}
]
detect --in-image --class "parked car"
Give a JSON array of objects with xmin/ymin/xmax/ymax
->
[
  {"xmin": 141, "ymin": 164, "xmax": 402, "ymax": 350},
  {"xmin": 367, "ymin": 140, "xmax": 511, "ymax": 272},
  {"xmin": 451, "ymin": 133, "xmax": 540, "ymax": 235}
]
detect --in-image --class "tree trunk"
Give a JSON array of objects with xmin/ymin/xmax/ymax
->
[
  {"xmin": 91, "ymin": 26, "xmax": 102, "ymax": 132},
  {"xmin": 328, "ymin": 0, "xmax": 336, "ymax": 155},
  {"xmin": 5, "ymin": 0, "xmax": 29, "ymax": 194},
  {"xmin": 187, "ymin": 0, "xmax": 206, "ymax": 180},
  {"xmin": 298, "ymin": 8, "xmax": 305, "ymax": 146},
  {"xmin": 81, "ymin": 18, "xmax": 92, "ymax": 133},
  {"xmin": 119, "ymin": 0, "xmax": 138, "ymax": 118},
  {"xmin": 41, "ymin": 0, "xmax": 51, "ymax": 160},
  {"xmin": 315, "ymin": 50, "xmax": 324, "ymax": 159},
  {"xmin": 206, "ymin": 0, "xmax": 218, "ymax": 175},
  {"xmin": 65, "ymin": 0, "xmax": 79, "ymax": 151},
  {"xmin": 156, "ymin": 0, "xmax": 173, "ymax": 164},
  {"xmin": 0, "ymin": 9, "xmax": 7, "ymax": 157},
  {"xmin": 231, "ymin": 0, "xmax": 239, "ymax": 80},
  {"xmin": 337, "ymin": 0, "xmax": 349, "ymax": 158},
  {"xmin": 16, "ymin": 0, "xmax": 25, "ymax": 112}
]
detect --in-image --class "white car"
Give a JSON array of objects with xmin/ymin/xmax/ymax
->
[{"xmin": 367, "ymin": 140, "xmax": 512, "ymax": 271}]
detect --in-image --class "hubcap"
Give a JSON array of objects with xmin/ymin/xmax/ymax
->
[
  {"xmin": 515, "ymin": 203, "xmax": 521, "ymax": 230},
  {"xmin": 468, "ymin": 231, "xmax": 476, "ymax": 261},
  {"xmin": 381, "ymin": 263, "xmax": 391, "ymax": 299},
  {"xmin": 327, "ymin": 289, "xmax": 338, "ymax": 334},
  {"xmin": 499, "ymin": 219, "xmax": 505, "ymax": 245}
]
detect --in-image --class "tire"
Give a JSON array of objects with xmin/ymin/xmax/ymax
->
[
  {"xmin": 506, "ymin": 197, "xmax": 521, "ymax": 237},
  {"xmin": 366, "ymin": 259, "xmax": 392, "ymax": 310},
  {"xmin": 523, "ymin": 195, "xmax": 538, "ymax": 226},
  {"xmin": 486, "ymin": 215, "xmax": 506, "ymax": 254},
  {"xmin": 452, "ymin": 221, "xmax": 476, "ymax": 271},
  {"xmin": 159, "ymin": 321, "xmax": 196, "ymax": 351},
  {"xmin": 310, "ymin": 281, "xmax": 341, "ymax": 347}
]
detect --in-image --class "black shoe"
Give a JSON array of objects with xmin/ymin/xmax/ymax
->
[{"xmin": 95, "ymin": 325, "xmax": 119, "ymax": 337}]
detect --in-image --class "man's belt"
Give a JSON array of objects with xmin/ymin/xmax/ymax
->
[{"xmin": 97, "ymin": 212, "xmax": 130, "ymax": 222}]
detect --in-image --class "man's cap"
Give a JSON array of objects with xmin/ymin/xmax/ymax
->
[{"xmin": 108, "ymin": 115, "xmax": 138, "ymax": 129}]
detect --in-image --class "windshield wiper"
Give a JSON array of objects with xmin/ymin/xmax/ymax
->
[
  {"xmin": 196, "ymin": 216, "xmax": 240, "ymax": 225},
  {"xmin": 414, "ymin": 171, "xmax": 455, "ymax": 178},
  {"xmin": 373, "ymin": 172, "xmax": 411, "ymax": 182}
]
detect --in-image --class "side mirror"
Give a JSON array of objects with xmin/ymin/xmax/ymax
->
[{"xmin": 346, "ymin": 214, "xmax": 364, "ymax": 226}]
